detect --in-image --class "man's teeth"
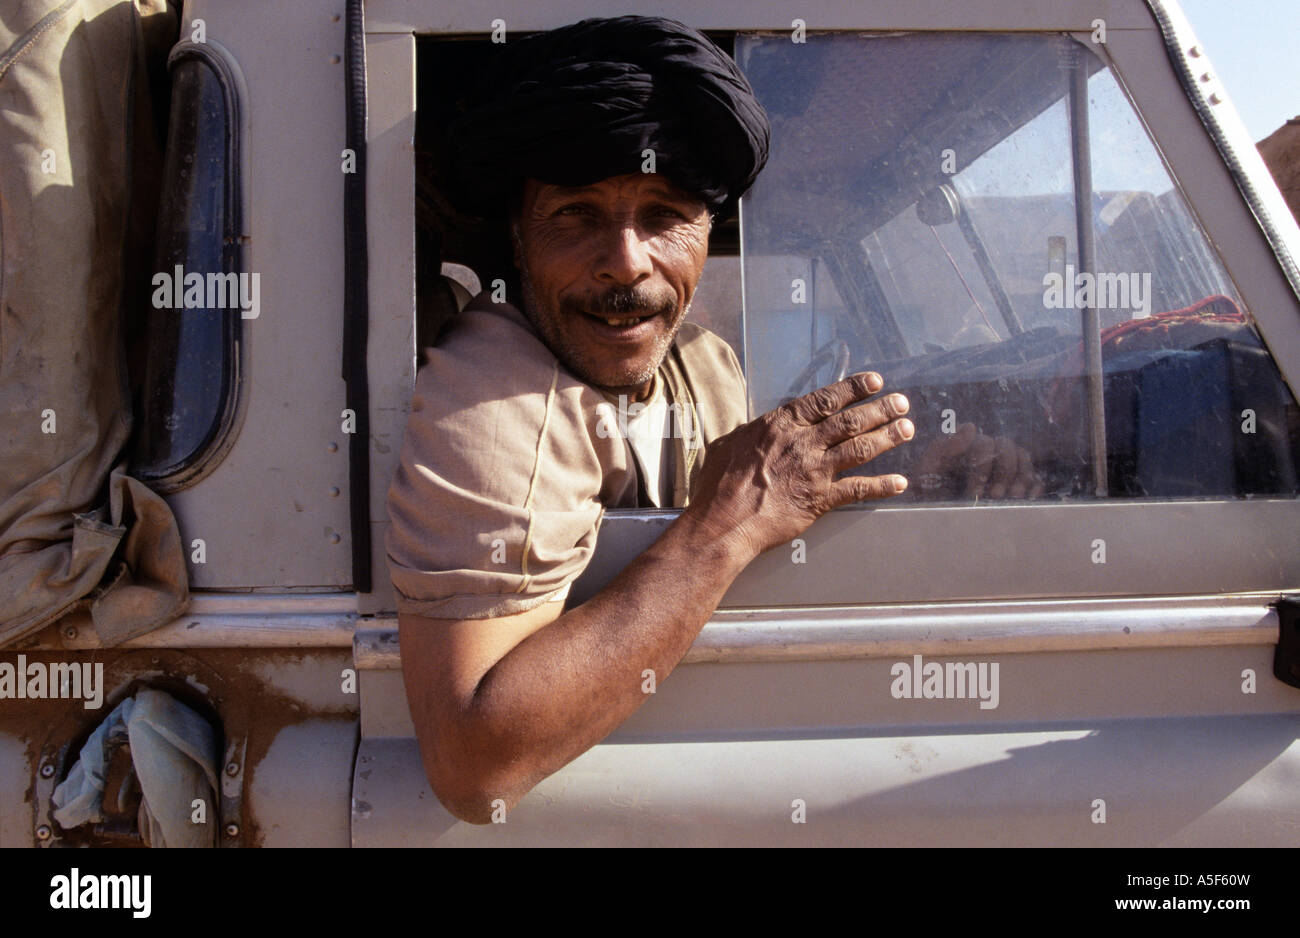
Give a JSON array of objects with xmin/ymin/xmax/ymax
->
[{"xmin": 602, "ymin": 316, "xmax": 645, "ymax": 326}]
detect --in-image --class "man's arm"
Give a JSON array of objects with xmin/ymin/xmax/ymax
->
[{"xmin": 401, "ymin": 372, "xmax": 913, "ymax": 824}]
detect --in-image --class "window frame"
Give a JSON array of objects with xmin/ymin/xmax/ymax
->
[{"xmin": 134, "ymin": 39, "xmax": 251, "ymax": 492}]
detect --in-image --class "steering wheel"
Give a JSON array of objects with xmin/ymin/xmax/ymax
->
[{"xmin": 784, "ymin": 337, "xmax": 852, "ymax": 400}]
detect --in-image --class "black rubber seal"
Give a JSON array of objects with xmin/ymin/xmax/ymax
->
[{"xmin": 343, "ymin": 0, "xmax": 371, "ymax": 592}]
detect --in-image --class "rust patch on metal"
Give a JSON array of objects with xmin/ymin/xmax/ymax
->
[{"xmin": 0, "ymin": 644, "xmax": 357, "ymax": 848}]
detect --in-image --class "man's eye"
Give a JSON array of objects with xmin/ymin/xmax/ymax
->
[{"xmin": 555, "ymin": 204, "xmax": 590, "ymax": 217}]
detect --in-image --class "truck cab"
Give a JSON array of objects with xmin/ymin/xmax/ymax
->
[{"xmin": 3, "ymin": 0, "xmax": 1298, "ymax": 847}]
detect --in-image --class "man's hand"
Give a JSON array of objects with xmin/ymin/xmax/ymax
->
[
  {"xmin": 401, "ymin": 371, "xmax": 914, "ymax": 824},
  {"xmin": 685, "ymin": 371, "xmax": 914, "ymax": 559},
  {"xmin": 913, "ymin": 422, "xmax": 1045, "ymax": 499}
]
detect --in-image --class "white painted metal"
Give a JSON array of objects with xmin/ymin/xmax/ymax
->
[
  {"xmin": 164, "ymin": 0, "xmax": 354, "ymax": 589},
  {"xmin": 352, "ymin": 718, "xmax": 1300, "ymax": 847},
  {"xmin": 358, "ymin": 595, "xmax": 1282, "ymax": 670}
]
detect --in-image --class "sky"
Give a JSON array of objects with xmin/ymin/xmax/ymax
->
[{"xmin": 1179, "ymin": 0, "xmax": 1300, "ymax": 141}]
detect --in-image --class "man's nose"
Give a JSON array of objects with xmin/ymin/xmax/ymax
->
[{"xmin": 593, "ymin": 222, "xmax": 653, "ymax": 285}]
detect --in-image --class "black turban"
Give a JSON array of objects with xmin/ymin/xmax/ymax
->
[{"xmin": 443, "ymin": 16, "xmax": 770, "ymax": 221}]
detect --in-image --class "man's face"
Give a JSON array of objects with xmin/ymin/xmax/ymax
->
[{"xmin": 512, "ymin": 173, "xmax": 712, "ymax": 399}]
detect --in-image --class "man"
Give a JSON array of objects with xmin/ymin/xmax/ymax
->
[{"xmin": 386, "ymin": 16, "xmax": 916, "ymax": 824}]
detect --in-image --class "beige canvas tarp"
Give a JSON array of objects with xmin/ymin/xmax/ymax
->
[{"xmin": 1, "ymin": 0, "xmax": 189, "ymax": 646}]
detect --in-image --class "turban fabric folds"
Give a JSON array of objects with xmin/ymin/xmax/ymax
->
[{"xmin": 443, "ymin": 16, "xmax": 771, "ymax": 221}]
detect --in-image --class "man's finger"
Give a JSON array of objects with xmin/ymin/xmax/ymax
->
[
  {"xmin": 963, "ymin": 434, "xmax": 997, "ymax": 497},
  {"xmin": 816, "ymin": 393, "xmax": 909, "ymax": 447},
  {"xmin": 915, "ymin": 421, "xmax": 977, "ymax": 474},
  {"xmin": 825, "ymin": 417, "xmax": 914, "ymax": 474},
  {"xmin": 1029, "ymin": 473, "xmax": 1047, "ymax": 499},
  {"xmin": 785, "ymin": 371, "xmax": 883, "ymax": 426},
  {"xmin": 1007, "ymin": 448, "xmax": 1035, "ymax": 498},
  {"xmin": 987, "ymin": 437, "xmax": 1019, "ymax": 499},
  {"xmin": 1007, "ymin": 448, "xmax": 1030, "ymax": 499},
  {"xmin": 828, "ymin": 473, "xmax": 908, "ymax": 509}
]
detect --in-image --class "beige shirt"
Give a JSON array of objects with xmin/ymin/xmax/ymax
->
[{"xmin": 385, "ymin": 293, "xmax": 748, "ymax": 619}]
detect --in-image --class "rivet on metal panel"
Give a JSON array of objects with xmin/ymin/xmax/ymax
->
[
  {"xmin": 1189, "ymin": 44, "xmax": 1202, "ymax": 57},
  {"xmin": 225, "ymin": 822, "xmax": 240, "ymax": 837},
  {"xmin": 1208, "ymin": 93, "xmax": 1223, "ymax": 105},
  {"xmin": 327, "ymin": 442, "xmax": 339, "ymax": 453},
  {"xmin": 329, "ymin": 533, "xmax": 341, "ymax": 544},
  {"xmin": 39, "ymin": 763, "xmax": 55, "ymax": 778},
  {"xmin": 1199, "ymin": 71, "xmax": 1212, "ymax": 83},
  {"xmin": 63, "ymin": 625, "xmax": 77, "ymax": 640},
  {"xmin": 36, "ymin": 825, "xmax": 51, "ymax": 841},
  {"xmin": 331, "ymin": 55, "xmax": 341, "ymax": 64},
  {"xmin": 329, "ymin": 486, "xmax": 341, "ymax": 497},
  {"xmin": 225, "ymin": 761, "xmax": 240, "ymax": 777}
]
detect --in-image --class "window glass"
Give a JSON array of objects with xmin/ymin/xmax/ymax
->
[
  {"xmin": 689, "ymin": 254, "xmax": 745, "ymax": 369},
  {"xmin": 736, "ymin": 32, "xmax": 1300, "ymax": 501},
  {"xmin": 133, "ymin": 55, "xmax": 241, "ymax": 485}
]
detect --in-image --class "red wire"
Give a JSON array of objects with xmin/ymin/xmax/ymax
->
[{"xmin": 928, "ymin": 224, "xmax": 999, "ymax": 338}]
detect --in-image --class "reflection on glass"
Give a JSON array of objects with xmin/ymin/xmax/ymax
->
[{"xmin": 737, "ymin": 32, "xmax": 1300, "ymax": 502}]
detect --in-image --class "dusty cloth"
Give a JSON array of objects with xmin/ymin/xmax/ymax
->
[
  {"xmin": 51, "ymin": 686, "xmax": 218, "ymax": 847},
  {"xmin": 385, "ymin": 292, "xmax": 748, "ymax": 619},
  {"xmin": 0, "ymin": 0, "xmax": 189, "ymax": 646},
  {"xmin": 443, "ymin": 15, "xmax": 770, "ymax": 221}
]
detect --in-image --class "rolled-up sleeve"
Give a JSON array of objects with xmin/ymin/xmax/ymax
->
[{"xmin": 385, "ymin": 300, "xmax": 636, "ymax": 619}]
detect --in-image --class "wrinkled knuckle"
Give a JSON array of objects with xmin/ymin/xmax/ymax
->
[{"xmin": 859, "ymin": 476, "xmax": 887, "ymax": 500}]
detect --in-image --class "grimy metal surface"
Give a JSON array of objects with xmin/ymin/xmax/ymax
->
[{"xmin": 0, "ymin": 646, "xmax": 357, "ymax": 848}]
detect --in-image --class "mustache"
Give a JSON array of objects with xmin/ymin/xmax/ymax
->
[{"xmin": 563, "ymin": 287, "xmax": 678, "ymax": 319}]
